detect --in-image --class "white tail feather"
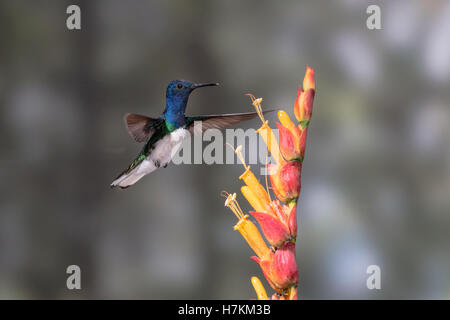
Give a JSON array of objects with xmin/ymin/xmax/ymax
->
[{"xmin": 111, "ymin": 158, "xmax": 158, "ymax": 188}]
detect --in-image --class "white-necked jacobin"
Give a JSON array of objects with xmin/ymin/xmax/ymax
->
[{"xmin": 111, "ymin": 79, "xmax": 268, "ymax": 189}]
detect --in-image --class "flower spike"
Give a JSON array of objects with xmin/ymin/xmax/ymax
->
[{"xmin": 223, "ymin": 66, "xmax": 315, "ymax": 300}]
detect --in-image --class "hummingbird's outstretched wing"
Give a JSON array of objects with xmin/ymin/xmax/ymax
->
[
  {"xmin": 124, "ymin": 113, "xmax": 164, "ymax": 142},
  {"xmin": 185, "ymin": 110, "xmax": 275, "ymax": 134}
]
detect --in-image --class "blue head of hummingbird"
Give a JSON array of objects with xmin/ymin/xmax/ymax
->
[
  {"xmin": 111, "ymin": 79, "xmax": 273, "ymax": 189},
  {"xmin": 163, "ymin": 80, "xmax": 218, "ymax": 130}
]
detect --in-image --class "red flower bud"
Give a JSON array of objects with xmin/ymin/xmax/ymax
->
[
  {"xmin": 250, "ymin": 211, "xmax": 290, "ymax": 247},
  {"xmin": 294, "ymin": 66, "xmax": 315, "ymax": 123},
  {"xmin": 280, "ymin": 162, "xmax": 302, "ymax": 200},
  {"xmin": 252, "ymin": 242, "xmax": 298, "ymax": 291},
  {"xmin": 269, "ymin": 162, "xmax": 302, "ymax": 202},
  {"xmin": 277, "ymin": 123, "xmax": 300, "ymax": 161},
  {"xmin": 300, "ymin": 89, "xmax": 315, "ymax": 123},
  {"xmin": 271, "ymin": 242, "xmax": 298, "ymax": 288}
]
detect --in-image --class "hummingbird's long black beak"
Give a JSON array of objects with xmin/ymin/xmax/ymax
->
[{"xmin": 192, "ymin": 82, "xmax": 219, "ymax": 89}]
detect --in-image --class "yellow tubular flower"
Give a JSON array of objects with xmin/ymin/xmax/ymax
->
[
  {"xmin": 235, "ymin": 216, "xmax": 271, "ymax": 260},
  {"xmin": 251, "ymin": 277, "xmax": 269, "ymax": 300},
  {"xmin": 224, "ymin": 193, "xmax": 271, "ymax": 260},
  {"xmin": 229, "ymin": 144, "xmax": 270, "ymax": 212},
  {"xmin": 232, "ymin": 145, "xmax": 271, "ymax": 209},
  {"xmin": 247, "ymin": 94, "xmax": 285, "ymax": 165},
  {"xmin": 241, "ymin": 186, "xmax": 266, "ymax": 213},
  {"xmin": 278, "ymin": 111, "xmax": 297, "ymax": 136},
  {"xmin": 240, "ymin": 168, "xmax": 270, "ymax": 209},
  {"xmin": 257, "ymin": 122, "xmax": 285, "ymax": 165}
]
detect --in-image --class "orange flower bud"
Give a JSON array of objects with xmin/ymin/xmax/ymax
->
[
  {"xmin": 299, "ymin": 89, "xmax": 315, "ymax": 124},
  {"xmin": 303, "ymin": 65, "xmax": 315, "ymax": 91},
  {"xmin": 268, "ymin": 162, "xmax": 302, "ymax": 203},
  {"xmin": 277, "ymin": 123, "xmax": 296, "ymax": 161},
  {"xmin": 277, "ymin": 123, "xmax": 304, "ymax": 162},
  {"xmin": 294, "ymin": 66, "xmax": 316, "ymax": 124},
  {"xmin": 279, "ymin": 111, "xmax": 302, "ymax": 150}
]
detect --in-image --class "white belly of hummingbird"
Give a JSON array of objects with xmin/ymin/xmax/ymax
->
[{"xmin": 111, "ymin": 128, "xmax": 189, "ymax": 188}]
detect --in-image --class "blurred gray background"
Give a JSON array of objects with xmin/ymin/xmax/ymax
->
[{"xmin": 1, "ymin": 0, "xmax": 449, "ymax": 299}]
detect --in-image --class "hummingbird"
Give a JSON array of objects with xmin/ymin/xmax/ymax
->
[{"xmin": 111, "ymin": 79, "xmax": 268, "ymax": 189}]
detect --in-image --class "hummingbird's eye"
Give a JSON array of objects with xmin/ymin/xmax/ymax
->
[{"xmin": 177, "ymin": 84, "xmax": 183, "ymax": 89}]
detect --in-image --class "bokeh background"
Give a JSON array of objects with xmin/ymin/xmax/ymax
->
[{"xmin": 1, "ymin": 0, "xmax": 449, "ymax": 299}]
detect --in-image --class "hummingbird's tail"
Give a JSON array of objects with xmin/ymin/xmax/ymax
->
[
  {"xmin": 110, "ymin": 154, "xmax": 159, "ymax": 189},
  {"xmin": 110, "ymin": 160, "xmax": 145, "ymax": 189},
  {"xmin": 110, "ymin": 170, "xmax": 145, "ymax": 189}
]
